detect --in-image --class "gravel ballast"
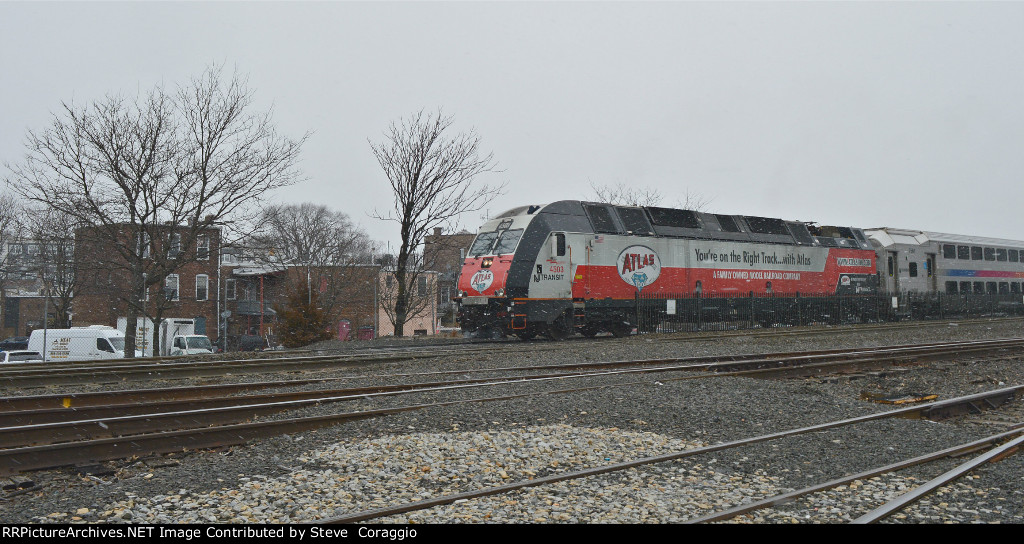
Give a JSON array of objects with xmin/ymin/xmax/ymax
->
[{"xmin": 4, "ymin": 319, "xmax": 1024, "ymax": 524}]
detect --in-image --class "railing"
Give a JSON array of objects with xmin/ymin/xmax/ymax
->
[{"xmin": 633, "ymin": 291, "xmax": 1024, "ymax": 334}]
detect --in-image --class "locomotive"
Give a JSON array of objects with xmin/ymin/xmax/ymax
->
[{"xmin": 455, "ymin": 200, "xmax": 878, "ymax": 339}]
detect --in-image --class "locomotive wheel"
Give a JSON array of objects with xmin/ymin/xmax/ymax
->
[
  {"xmin": 610, "ymin": 322, "xmax": 632, "ymax": 338},
  {"xmin": 580, "ymin": 326, "xmax": 599, "ymax": 338},
  {"xmin": 516, "ymin": 330, "xmax": 537, "ymax": 341},
  {"xmin": 545, "ymin": 322, "xmax": 571, "ymax": 341}
]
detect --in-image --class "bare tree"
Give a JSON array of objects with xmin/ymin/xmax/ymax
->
[
  {"xmin": 370, "ymin": 109, "xmax": 503, "ymax": 336},
  {"xmin": 21, "ymin": 205, "xmax": 82, "ymax": 328},
  {"xmin": 252, "ymin": 202, "xmax": 377, "ymax": 319},
  {"xmin": 0, "ymin": 192, "xmax": 24, "ymax": 316},
  {"xmin": 589, "ymin": 180, "xmax": 712, "ymax": 211},
  {"xmin": 589, "ymin": 180, "xmax": 663, "ymax": 207},
  {"xmin": 5, "ymin": 64, "xmax": 307, "ymax": 354}
]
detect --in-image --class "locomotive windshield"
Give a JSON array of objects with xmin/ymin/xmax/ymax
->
[
  {"xmin": 492, "ymin": 229, "xmax": 524, "ymax": 255},
  {"xmin": 467, "ymin": 228, "xmax": 524, "ymax": 256}
]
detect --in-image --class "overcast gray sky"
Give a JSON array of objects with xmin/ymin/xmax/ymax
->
[{"xmin": 3, "ymin": 1, "xmax": 1024, "ymax": 248}]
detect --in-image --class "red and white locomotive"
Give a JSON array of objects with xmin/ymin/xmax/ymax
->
[{"xmin": 455, "ymin": 200, "xmax": 878, "ymax": 339}]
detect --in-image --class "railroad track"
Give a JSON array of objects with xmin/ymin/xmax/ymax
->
[
  {"xmin": 2, "ymin": 337, "xmax": 1023, "ymax": 478},
  {"xmin": 4, "ymin": 316, "xmax": 1021, "ymax": 390},
  {"xmin": 320, "ymin": 387, "xmax": 1024, "ymax": 524}
]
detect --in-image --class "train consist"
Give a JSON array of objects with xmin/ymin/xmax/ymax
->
[{"xmin": 454, "ymin": 201, "xmax": 1024, "ymax": 339}]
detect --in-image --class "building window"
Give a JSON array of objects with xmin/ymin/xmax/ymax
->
[
  {"xmin": 169, "ymin": 233, "xmax": 182, "ymax": 259},
  {"xmin": 165, "ymin": 274, "xmax": 179, "ymax": 301},
  {"xmin": 225, "ymin": 279, "xmax": 236, "ymax": 300},
  {"xmin": 197, "ymin": 235, "xmax": 210, "ymax": 260},
  {"xmin": 137, "ymin": 232, "xmax": 151, "ymax": 259},
  {"xmin": 196, "ymin": 274, "xmax": 209, "ymax": 301},
  {"xmin": 417, "ymin": 275, "xmax": 428, "ymax": 297}
]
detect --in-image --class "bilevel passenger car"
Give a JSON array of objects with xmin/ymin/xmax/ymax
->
[
  {"xmin": 455, "ymin": 200, "xmax": 878, "ymax": 339},
  {"xmin": 865, "ymin": 228, "xmax": 1024, "ymax": 296}
]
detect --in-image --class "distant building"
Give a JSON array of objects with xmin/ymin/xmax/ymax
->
[
  {"xmin": 423, "ymin": 227, "xmax": 474, "ymax": 326},
  {"xmin": 72, "ymin": 224, "xmax": 222, "ymax": 338}
]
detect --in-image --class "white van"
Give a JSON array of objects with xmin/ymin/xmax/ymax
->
[{"xmin": 27, "ymin": 326, "xmax": 138, "ymax": 362}]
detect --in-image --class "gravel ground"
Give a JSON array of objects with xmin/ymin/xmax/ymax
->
[{"xmin": 3, "ymin": 318, "xmax": 1024, "ymax": 524}]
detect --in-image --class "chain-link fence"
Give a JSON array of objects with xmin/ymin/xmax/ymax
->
[{"xmin": 634, "ymin": 291, "xmax": 1024, "ymax": 334}]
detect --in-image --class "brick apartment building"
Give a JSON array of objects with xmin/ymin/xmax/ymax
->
[
  {"xmin": 72, "ymin": 224, "xmax": 222, "ymax": 339},
  {"xmin": 3, "ymin": 224, "xmax": 443, "ymax": 348}
]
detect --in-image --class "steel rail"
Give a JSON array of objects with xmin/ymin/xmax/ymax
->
[
  {"xmin": 5, "ymin": 338, "xmax": 1022, "ymax": 446},
  {"xmin": 3, "ymin": 357, "xmax": 1023, "ymax": 478},
  {"xmin": 5, "ymin": 336, "xmax": 1020, "ymax": 413},
  {"xmin": 321, "ymin": 384, "xmax": 1024, "ymax": 523},
  {"xmin": 851, "ymin": 432, "xmax": 1024, "ymax": 524},
  {"xmin": 4, "ymin": 317, "xmax": 1017, "ymax": 389},
  {"xmin": 685, "ymin": 425, "xmax": 1024, "ymax": 523}
]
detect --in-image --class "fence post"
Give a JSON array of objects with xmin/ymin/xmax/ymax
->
[
  {"xmin": 634, "ymin": 291, "xmax": 640, "ymax": 335},
  {"xmin": 749, "ymin": 292, "xmax": 755, "ymax": 329}
]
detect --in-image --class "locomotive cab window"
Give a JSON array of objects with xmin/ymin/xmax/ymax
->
[
  {"xmin": 468, "ymin": 232, "xmax": 499, "ymax": 257},
  {"xmin": 551, "ymin": 232, "xmax": 566, "ymax": 257},
  {"xmin": 492, "ymin": 229, "xmax": 524, "ymax": 255}
]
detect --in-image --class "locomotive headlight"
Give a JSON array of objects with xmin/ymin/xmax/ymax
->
[
  {"xmin": 482, "ymin": 257, "xmax": 493, "ymax": 268},
  {"xmin": 495, "ymin": 288, "xmax": 505, "ymax": 297}
]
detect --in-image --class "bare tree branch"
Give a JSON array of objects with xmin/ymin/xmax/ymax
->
[
  {"xmin": 4, "ymin": 64, "xmax": 308, "ymax": 354},
  {"xmin": 369, "ymin": 109, "xmax": 504, "ymax": 335}
]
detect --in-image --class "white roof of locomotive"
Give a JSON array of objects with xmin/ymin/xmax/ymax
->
[{"xmin": 865, "ymin": 228, "xmax": 1024, "ymax": 250}]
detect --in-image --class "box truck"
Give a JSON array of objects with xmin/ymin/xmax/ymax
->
[{"xmin": 116, "ymin": 317, "xmax": 214, "ymax": 357}]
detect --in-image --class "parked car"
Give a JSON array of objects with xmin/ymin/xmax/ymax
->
[
  {"xmin": 237, "ymin": 335, "xmax": 270, "ymax": 352},
  {"xmin": 0, "ymin": 336, "xmax": 29, "ymax": 351},
  {"xmin": 0, "ymin": 350, "xmax": 44, "ymax": 363}
]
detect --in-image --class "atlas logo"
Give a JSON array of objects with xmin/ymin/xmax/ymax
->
[
  {"xmin": 470, "ymin": 270, "xmax": 494, "ymax": 293},
  {"xmin": 617, "ymin": 245, "xmax": 661, "ymax": 291}
]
